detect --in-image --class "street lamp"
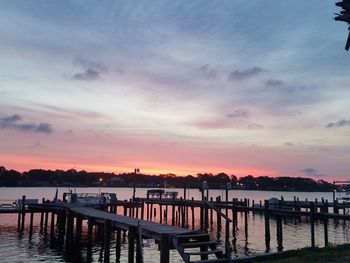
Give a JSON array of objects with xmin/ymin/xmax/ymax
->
[{"xmin": 99, "ymin": 178, "xmax": 103, "ymax": 194}]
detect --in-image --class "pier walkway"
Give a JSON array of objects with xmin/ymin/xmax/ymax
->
[{"xmin": 28, "ymin": 201, "xmax": 228, "ymax": 263}]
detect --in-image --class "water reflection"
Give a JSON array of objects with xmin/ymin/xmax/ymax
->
[{"xmin": 1, "ymin": 188, "xmax": 350, "ymax": 262}]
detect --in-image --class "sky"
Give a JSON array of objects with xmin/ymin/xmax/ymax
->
[{"xmin": 0, "ymin": 1, "xmax": 349, "ymax": 179}]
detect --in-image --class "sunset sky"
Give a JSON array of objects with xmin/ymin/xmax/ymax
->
[{"xmin": 0, "ymin": 1, "xmax": 349, "ymax": 179}]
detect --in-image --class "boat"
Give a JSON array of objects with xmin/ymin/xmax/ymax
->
[{"xmin": 63, "ymin": 192, "xmax": 117, "ymax": 206}]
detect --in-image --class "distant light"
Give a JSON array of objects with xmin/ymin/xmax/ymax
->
[{"xmin": 99, "ymin": 178, "xmax": 103, "ymax": 182}]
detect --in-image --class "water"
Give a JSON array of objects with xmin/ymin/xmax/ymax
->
[{"xmin": 1, "ymin": 187, "xmax": 349, "ymax": 262}]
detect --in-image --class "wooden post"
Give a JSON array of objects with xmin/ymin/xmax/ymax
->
[
  {"xmin": 165, "ymin": 205, "xmax": 168, "ymax": 222},
  {"xmin": 232, "ymin": 198, "xmax": 237, "ymax": 243},
  {"xmin": 276, "ymin": 216, "xmax": 283, "ymax": 252},
  {"xmin": 116, "ymin": 230, "xmax": 121, "ymax": 263},
  {"xmin": 44, "ymin": 211, "xmax": 49, "ymax": 232},
  {"xmin": 264, "ymin": 200, "xmax": 270, "ymax": 252},
  {"xmin": 21, "ymin": 195, "xmax": 26, "ymax": 230},
  {"xmin": 334, "ymin": 200, "xmax": 339, "ymax": 214},
  {"xmin": 210, "ymin": 197, "xmax": 213, "ymax": 228},
  {"xmin": 160, "ymin": 204, "xmax": 163, "ymax": 223},
  {"xmin": 17, "ymin": 211, "xmax": 21, "ymax": 229},
  {"xmin": 128, "ymin": 227, "xmax": 136, "ymax": 263},
  {"xmin": 225, "ymin": 188, "xmax": 228, "ymax": 217},
  {"xmin": 29, "ymin": 211, "xmax": 34, "ymax": 237},
  {"xmin": 103, "ymin": 220, "xmax": 112, "ymax": 263},
  {"xmin": 324, "ymin": 217, "xmax": 328, "ymax": 247},
  {"xmin": 225, "ymin": 218, "xmax": 232, "ymax": 263},
  {"xmin": 87, "ymin": 219, "xmax": 93, "ymax": 261},
  {"xmin": 150, "ymin": 202, "xmax": 154, "ymax": 221},
  {"xmin": 191, "ymin": 205, "xmax": 195, "ymax": 229},
  {"xmin": 146, "ymin": 203, "xmax": 149, "ymax": 220},
  {"xmin": 172, "ymin": 204, "xmax": 175, "ymax": 226},
  {"xmin": 200, "ymin": 190, "xmax": 204, "ymax": 230},
  {"xmin": 57, "ymin": 212, "xmax": 66, "ymax": 243},
  {"xmin": 136, "ymin": 222, "xmax": 144, "ymax": 263},
  {"xmin": 244, "ymin": 210, "xmax": 248, "ymax": 241},
  {"xmin": 160, "ymin": 234, "xmax": 170, "ymax": 263},
  {"xmin": 310, "ymin": 203, "xmax": 315, "ymax": 248},
  {"xmin": 216, "ymin": 197, "xmax": 221, "ymax": 231},
  {"xmin": 204, "ymin": 197, "xmax": 209, "ymax": 232},
  {"xmin": 50, "ymin": 212, "xmax": 55, "ymax": 238},
  {"xmin": 75, "ymin": 215, "xmax": 82, "ymax": 245},
  {"xmin": 141, "ymin": 201, "xmax": 145, "ymax": 220},
  {"xmin": 65, "ymin": 211, "xmax": 74, "ymax": 244},
  {"xmin": 40, "ymin": 198, "xmax": 45, "ymax": 228}
]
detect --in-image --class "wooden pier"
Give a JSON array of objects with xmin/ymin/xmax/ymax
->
[{"xmin": 2, "ymin": 191, "xmax": 350, "ymax": 263}]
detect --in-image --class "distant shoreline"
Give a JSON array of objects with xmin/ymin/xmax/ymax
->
[{"xmin": 0, "ymin": 185, "xmax": 336, "ymax": 193}]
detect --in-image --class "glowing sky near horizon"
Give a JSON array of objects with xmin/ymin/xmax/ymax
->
[{"xmin": 0, "ymin": 1, "xmax": 350, "ymax": 179}]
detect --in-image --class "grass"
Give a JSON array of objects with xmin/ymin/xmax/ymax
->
[{"xmin": 236, "ymin": 244, "xmax": 350, "ymax": 263}]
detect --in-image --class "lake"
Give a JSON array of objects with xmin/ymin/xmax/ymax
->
[{"xmin": 1, "ymin": 187, "xmax": 349, "ymax": 262}]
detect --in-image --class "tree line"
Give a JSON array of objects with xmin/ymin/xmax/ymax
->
[{"xmin": 0, "ymin": 165, "xmax": 342, "ymax": 192}]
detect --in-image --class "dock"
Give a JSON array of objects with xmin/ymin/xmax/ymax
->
[{"xmin": 2, "ymin": 190, "xmax": 350, "ymax": 263}]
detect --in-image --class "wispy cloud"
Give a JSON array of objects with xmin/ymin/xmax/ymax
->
[
  {"xmin": 0, "ymin": 114, "xmax": 53, "ymax": 134},
  {"xmin": 300, "ymin": 168, "xmax": 319, "ymax": 177},
  {"xmin": 326, "ymin": 119, "xmax": 350, "ymax": 128},
  {"xmin": 73, "ymin": 68, "xmax": 100, "ymax": 81},
  {"xmin": 228, "ymin": 67, "xmax": 264, "ymax": 81},
  {"xmin": 74, "ymin": 57, "xmax": 108, "ymax": 72},
  {"xmin": 197, "ymin": 65, "xmax": 218, "ymax": 79},
  {"xmin": 265, "ymin": 79, "xmax": 284, "ymax": 87},
  {"xmin": 72, "ymin": 57, "xmax": 110, "ymax": 81},
  {"xmin": 226, "ymin": 109, "xmax": 250, "ymax": 119}
]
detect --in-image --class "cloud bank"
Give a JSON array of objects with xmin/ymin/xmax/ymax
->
[{"xmin": 0, "ymin": 114, "xmax": 53, "ymax": 134}]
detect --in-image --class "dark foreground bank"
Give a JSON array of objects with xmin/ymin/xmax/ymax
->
[{"xmin": 236, "ymin": 244, "xmax": 350, "ymax": 263}]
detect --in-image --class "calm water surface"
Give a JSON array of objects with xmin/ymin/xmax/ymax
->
[{"xmin": 1, "ymin": 187, "xmax": 349, "ymax": 263}]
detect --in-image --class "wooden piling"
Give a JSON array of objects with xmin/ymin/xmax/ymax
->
[
  {"xmin": 310, "ymin": 203, "xmax": 315, "ymax": 248},
  {"xmin": 87, "ymin": 219, "xmax": 94, "ymax": 261},
  {"xmin": 141, "ymin": 201, "xmax": 145, "ymax": 220},
  {"xmin": 75, "ymin": 215, "xmax": 83, "ymax": 244},
  {"xmin": 146, "ymin": 203, "xmax": 150, "ymax": 221},
  {"xmin": 40, "ymin": 198, "xmax": 45, "ymax": 228},
  {"xmin": 171, "ymin": 203, "xmax": 175, "ymax": 226},
  {"xmin": 244, "ymin": 210, "xmax": 248, "ymax": 241},
  {"xmin": 128, "ymin": 227, "xmax": 136, "ymax": 263},
  {"xmin": 44, "ymin": 211, "xmax": 49, "ymax": 232},
  {"xmin": 160, "ymin": 204, "xmax": 163, "ymax": 223},
  {"xmin": 324, "ymin": 217, "xmax": 328, "ymax": 247},
  {"xmin": 20, "ymin": 195, "xmax": 26, "ymax": 230},
  {"xmin": 50, "ymin": 212, "xmax": 55, "ymax": 238},
  {"xmin": 210, "ymin": 197, "xmax": 213, "ymax": 228},
  {"xmin": 264, "ymin": 200, "xmax": 270, "ymax": 252},
  {"xmin": 276, "ymin": 215, "xmax": 283, "ymax": 252},
  {"xmin": 103, "ymin": 220, "xmax": 112, "ymax": 263},
  {"xmin": 116, "ymin": 230, "xmax": 121, "ymax": 263},
  {"xmin": 216, "ymin": 197, "xmax": 221, "ymax": 231},
  {"xmin": 160, "ymin": 234, "xmax": 170, "ymax": 263},
  {"xmin": 29, "ymin": 211, "xmax": 34, "ymax": 236}
]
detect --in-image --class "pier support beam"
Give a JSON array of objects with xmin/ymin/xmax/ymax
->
[
  {"xmin": 264, "ymin": 200, "xmax": 270, "ymax": 252},
  {"xmin": 29, "ymin": 211, "xmax": 34, "ymax": 237},
  {"xmin": 160, "ymin": 234, "xmax": 170, "ymax": 263},
  {"xmin": 128, "ymin": 227, "xmax": 136, "ymax": 263},
  {"xmin": 87, "ymin": 219, "xmax": 94, "ymax": 262},
  {"xmin": 103, "ymin": 220, "xmax": 112, "ymax": 263},
  {"xmin": 75, "ymin": 215, "xmax": 83, "ymax": 245},
  {"xmin": 116, "ymin": 230, "xmax": 121, "ymax": 263}
]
